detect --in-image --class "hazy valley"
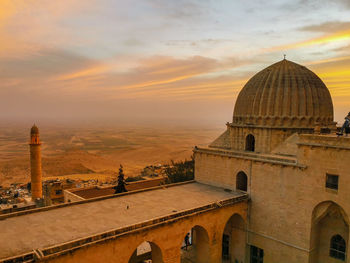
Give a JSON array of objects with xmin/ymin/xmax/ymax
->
[{"xmin": 0, "ymin": 124, "xmax": 222, "ymax": 187}]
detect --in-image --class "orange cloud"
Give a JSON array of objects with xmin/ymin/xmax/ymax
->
[
  {"xmin": 266, "ymin": 30, "xmax": 350, "ymax": 53},
  {"xmin": 125, "ymin": 79, "xmax": 244, "ymax": 99},
  {"xmin": 296, "ymin": 31, "xmax": 350, "ymax": 47},
  {"xmin": 0, "ymin": 0, "xmax": 97, "ymax": 57},
  {"xmin": 309, "ymin": 57, "xmax": 350, "ymax": 122},
  {"xmin": 57, "ymin": 65, "xmax": 109, "ymax": 81},
  {"xmin": 44, "ymin": 54, "xmax": 249, "ymax": 103},
  {"xmin": 306, "ymin": 55, "xmax": 350, "ymax": 65},
  {"xmin": 0, "ymin": 1, "xmax": 29, "ymax": 22}
]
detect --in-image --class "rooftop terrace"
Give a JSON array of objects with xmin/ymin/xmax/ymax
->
[
  {"xmin": 0, "ymin": 181, "xmax": 247, "ymax": 261},
  {"xmin": 298, "ymin": 134, "xmax": 350, "ymax": 150}
]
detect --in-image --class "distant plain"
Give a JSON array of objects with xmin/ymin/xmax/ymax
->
[{"xmin": 0, "ymin": 124, "xmax": 222, "ymax": 187}]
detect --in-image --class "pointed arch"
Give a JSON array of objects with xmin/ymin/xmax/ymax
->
[
  {"xmin": 309, "ymin": 201, "xmax": 349, "ymax": 263},
  {"xmin": 222, "ymin": 213, "xmax": 246, "ymax": 262},
  {"xmin": 129, "ymin": 241, "xmax": 163, "ymax": 263},
  {"xmin": 181, "ymin": 225, "xmax": 210, "ymax": 263}
]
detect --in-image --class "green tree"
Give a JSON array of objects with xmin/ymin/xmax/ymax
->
[
  {"xmin": 114, "ymin": 165, "xmax": 128, "ymax": 193},
  {"xmin": 165, "ymin": 156, "xmax": 194, "ymax": 183}
]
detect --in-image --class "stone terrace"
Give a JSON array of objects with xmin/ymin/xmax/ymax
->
[{"xmin": 0, "ymin": 181, "xmax": 247, "ymax": 261}]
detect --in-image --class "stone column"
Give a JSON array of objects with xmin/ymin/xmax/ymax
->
[{"xmin": 30, "ymin": 125, "xmax": 42, "ymax": 200}]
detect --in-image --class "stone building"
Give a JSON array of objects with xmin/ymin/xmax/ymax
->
[
  {"xmin": 194, "ymin": 59, "xmax": 350, "ymax": 263},
  {"xmin": 0, "ymin": 59, "xmax": 348, "ymax": 263},
  {"xmin": 43, "ymin": 179, "xmax": 77, "ymax": 205}
]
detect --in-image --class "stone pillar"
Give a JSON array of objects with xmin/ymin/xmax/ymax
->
[
  {"xmin": 209, "ymin": 240, "xmax": 222, "ymax": 263},
  {"xmin": 163, "ymin": 247, "xmax": 181, "ymax": 263}
]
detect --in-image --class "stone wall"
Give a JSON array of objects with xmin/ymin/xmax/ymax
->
[
  {"xmin": 63, "ymin": 190, "xmax": 84, "ymax": 202},
  {"xmin": 194, "ymin": 134, "xmax": 350, "ymax": 263},
  {"xmin": 66, "ymin": 177, "xmax": 166, "ymax": 200},
  {"xmin": 35, "ymin": 201, "xmax": 248, "ymax": 263}
]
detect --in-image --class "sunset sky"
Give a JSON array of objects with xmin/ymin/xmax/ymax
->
[{"xmin": 1, "ymin": 0, "xmax": 350, "ymax": 126}]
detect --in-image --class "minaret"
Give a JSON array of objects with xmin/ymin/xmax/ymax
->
[{"xmin": 30, "ymin": 124, "xmax": 42, "ymax": 200}]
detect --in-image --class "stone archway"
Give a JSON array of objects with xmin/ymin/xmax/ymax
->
[
  {"xmin": 181, "ymin": 225, "xmax": 210, "ymax": 263},
  {"xmin": 129, "ymin": 241, "xmax": 163, "ymax": 263},
  {"xmin": 309, "ymin": 201, "xmax": 349, "ymax": 263},
  {"xmin": 222, "ymin": 213, "xmax": 246, "ymax": 263}
]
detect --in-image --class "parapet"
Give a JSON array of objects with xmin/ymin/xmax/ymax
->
[{"xmin": 298, "ymin": 134, "xmax": 350, "ymax": 150}]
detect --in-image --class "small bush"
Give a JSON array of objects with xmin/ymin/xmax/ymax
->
[{"xmin": 165, "ymin": 156, "xmax": 194, "ymax": 184}]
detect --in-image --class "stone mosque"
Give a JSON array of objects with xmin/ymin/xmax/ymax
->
[{"xmin": 1, "ymin": 59, "xmax": 349, "ymax": 263}]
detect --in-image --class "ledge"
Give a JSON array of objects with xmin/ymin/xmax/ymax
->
[
  {"xmin": 194, "ymin": 147, "xmax": 306, "ymax": 169},
  {"xmin": 298, "ymin": 134, "xmax": 350, "ymax": 151},
  {"xmin": 297, "ymin": 142, "xmax": 350, "ymax": 151},
  {"xmin": 227, "ymin": 123, "xmax": 315, "ymax": 131}
]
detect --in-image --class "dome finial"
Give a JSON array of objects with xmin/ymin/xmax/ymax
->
[{"xmin": 283, "ymin": 54, "xmax": 286, "ymax": 60}]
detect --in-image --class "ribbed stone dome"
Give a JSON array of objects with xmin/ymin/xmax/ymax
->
[{"xmin": 233, "ymin": 59, "xmax": 334, "ymax": 128}]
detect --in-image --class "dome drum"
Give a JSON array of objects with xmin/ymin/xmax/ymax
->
[{"xmin": 232, "ymin": 115, "xmax": 334, "ymax": 128}]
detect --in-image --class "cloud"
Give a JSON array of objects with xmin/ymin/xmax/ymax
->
[
  {"xmin": 164, "ymin": 38, "xmax": 236, "ymax": 48},
  {"xmin": 300, "ymin": 21, "xmax": 350, "ymax": 33},
  {"xmin": 307, "ymin": 57, "xmax": 350, "ymax": 118},
  {"xmin": 1, "ymin": 0, "xmax": 349, "ymax": 125},
  {"xmin": 0, "ymin": 0, "xmax": 97, "ymax": 57},
  {"xmin": 146, "ymin": 0, "xmax": 208, "ymax": 19},
  {"xmin": 333, "ymin": 44, "xmax": 350, "ymax": 53},
  {"xmin": 266, "ymin": 30, "xmax": 350, "ymax": 52},
  {"xmin": 0, "ymin": 49, "xmax": 251, "ymax": 125},
  {"xmin": 57, "ymin": 55, "xmax": 237, "ymax": 89},
  {"xmin": 0, "ymin": 45, "xmax": 348, "ymax": 126},
  {"xmin": 123, "ymin": 74, "xmax": 247, "ymax": 101},
  {"xmin": 298, "ymin": 0, "xmax": 350, "ymax": 9},
  {"xmin": 0, "ymin": 48, "xmax": 98, "ymax": 82},
  {"xmin": 0, "ymin": 47, "xmax": 244, "ymax": 100},
  {"xmin": 306, "ymin": 55, "xmax": 350, "ymax": 65}
]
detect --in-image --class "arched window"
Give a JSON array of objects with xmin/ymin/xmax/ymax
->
[
  {"xmin": 245, "ymin": 134, "xmax": 255, "ymax": 152},
  {"xmin": 236, "ymin": 171, "xmax": 247, "ymax": 192},
  {"xmin": 330, "ymin": 234, "xmax": 346, "ymax": 261}
]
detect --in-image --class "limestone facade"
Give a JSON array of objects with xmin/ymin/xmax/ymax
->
[{"xmin": 194, "ymin": 59, "xmax": 350, "ymax": 262}]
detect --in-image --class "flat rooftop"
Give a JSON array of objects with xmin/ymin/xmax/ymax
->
[{"xmin": 0, "ymin": 182, "xmax": 247, "ymax": 260}]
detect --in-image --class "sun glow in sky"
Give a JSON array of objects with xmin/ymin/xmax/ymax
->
[{"xmin": 1, "ymin": 0, "xmax": 350, "ymax": 126}]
